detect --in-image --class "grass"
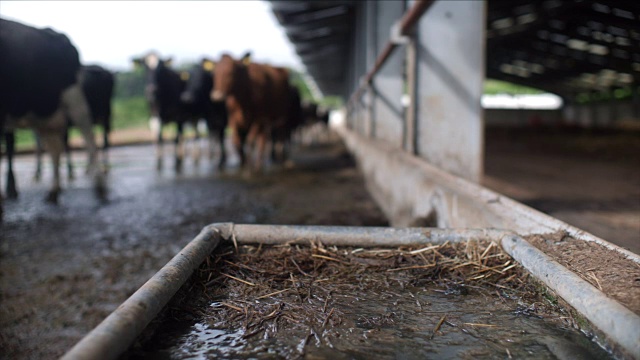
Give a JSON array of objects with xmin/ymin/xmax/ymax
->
[
  {"xmin": 483, "ymin": 79, "xmax": 545, "ymax": 95},
  {"xmin": 112, "ymin": 96, "xmax": 149, "ymax": 129},
  {"xmin": 11, "ymin": 96, "xmax": 151, "ymax": 151}
]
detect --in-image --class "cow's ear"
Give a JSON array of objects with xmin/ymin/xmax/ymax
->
[
  {"xmin": 164, "ymin": 57, "xmax": 173, "ymax": 67},
  {"xmin": 241, "ymin": 51, "xmax": 252, "ymax": 65},
  {"xmin": 180, "ymin": 71, "xmax": 190, "ymax": 81},
  {"xmin": 202, "ymin": 59, "xmax": 216, "ymax": 72}
]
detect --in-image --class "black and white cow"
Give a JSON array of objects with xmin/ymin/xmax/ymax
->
[
  {"xmin": 0, "ymin": 18, "xmax": 105, "ymax": 219},
  {"xmin": 180, "ymin": 59, "xmax": 228, "ymax": 169},
  {"xmin": 132, "ymin": 52, "xmax": 188, "ymax": 171},
  {"xmin": 34, "ymin": 64, "xmax": 115, "ymax": 181}
]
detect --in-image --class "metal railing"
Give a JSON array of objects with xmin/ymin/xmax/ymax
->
[{"xmin": 347, "ymin": 0, "xmax": 435, "ymax": 109}]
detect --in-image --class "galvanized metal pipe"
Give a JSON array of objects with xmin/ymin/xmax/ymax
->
[
  {"xmin": 61, "ymin": 225, "xmax": 223, "ymax": 360},
  {"xmin": 501, "ymin": 234, "xmax": 640, "ymax": 359},
  {"xmin": 224, "ymin": 223, "xmax": 512, "ymax": 247},
  {"xmin": 348, "ymin": 0, "xmax": 435, "ymax": 109},
  {"xmin": 399, "ymin": 0, "xmax": 435, "ymax": 36},
  {"xmin": 363, "ymin": 0, "xmax": 434, "ymax": 87}
]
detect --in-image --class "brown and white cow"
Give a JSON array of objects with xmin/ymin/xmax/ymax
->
[{"xmin": 211, "ymin": 52, "xmax": 292, "ymax": 171}]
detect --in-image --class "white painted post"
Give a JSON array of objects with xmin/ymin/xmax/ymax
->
[{"xmin": 413, "ymin": 0, "xmax": 486, "ymax": 182}]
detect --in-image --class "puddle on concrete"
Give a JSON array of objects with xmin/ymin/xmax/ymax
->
[{"xmin": 126, "ymin": 242, "xmax": 613, "ymax": 359}]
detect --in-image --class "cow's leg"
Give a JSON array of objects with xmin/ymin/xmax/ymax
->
[
  {"xmin": 0, "ymin": 125, "xmax": 4, "ymax": 220},
  {"xmin": 174, "ymin": 121, "xmax": 184, "ymax": 172},
  {"xmin": 282, "ymin": 132, "xmax": 292, "ymax": 164},
  {"xmin": 192, "ymin": 121, "xmax": 201, "ymax": 166},
  {"xmin": 33, "ymin": 131, "xmax": 44, "ymax": 182},
  {"xmin": 207, "ymin": 120, "xmax": 216, "ymax": 161},
  {"xmin": 64, "ymin": 119, "xmax": 75, "ymax": 181},
  {"xmin": 270, "ymin": 130, "xmax": 279, "ymax": 164},
  {"xmin": 150, "ymin": 116, "xmax": 163, "ymax": 170},
  {"xmin": 233, "ymin": 127, "xmax": 248, "ymax": 168},
  {"xmin": 37, "ymin": 130, "xmax": 64, "ymax": 203},
  {"xmin": 245, "ymin": 123, "xmax": 261, "ymax": 168},
  {"xmin": 102, "ymin": 118, "xmax": 111, "ymax": 173},
  {"xmin": 271, "ymin": 128, "xmax": 287, "ymax": 165},
  {"xmin": 208, "ymin": 130, "xmax": 216, "ymax": 161},
  {"xmin": 62, "ymin": 84, "xmax": 106, "ymax": 200},
  {"xmin": 217, "ymin": 125, "xmax": 226, "ymax": 170},
  {"xmin": 252, "ymin": 124, "xmax": 270, "ymax": 172},
  {"xmin": 5, "ymin": 131, "xmax": 18, "ymax": 199}
]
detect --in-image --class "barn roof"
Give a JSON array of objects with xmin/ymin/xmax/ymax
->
[{"xmin": 269, "ymin": 0, "xmax": 640, "ymax": 99}]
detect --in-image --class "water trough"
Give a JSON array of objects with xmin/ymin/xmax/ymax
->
[{"xmin": 62, "ymin": 223, "xmax": 640, "ymax": 359}]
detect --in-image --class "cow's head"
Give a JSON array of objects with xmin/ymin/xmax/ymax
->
[
  {"xmin": 132, "ymin": 52, "xmax": 173, "ymax": 105},
  {"xmin": 181, "ymin": 58, "xmax": 215, "ymax": 104},
  {"xmin": 210, "ymin": 52, "xmax": 251, "ymax": 102}
]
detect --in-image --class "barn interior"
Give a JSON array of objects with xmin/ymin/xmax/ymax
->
[
  {"xmin": 269, "ymin": 0, "xmax": 640, "ymax": 253},
  {"xmin": 2, "ymin": 1, "xmax": 640, "ymax": 359}
]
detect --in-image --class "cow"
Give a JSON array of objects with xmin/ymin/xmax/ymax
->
[
  {"xmin": 296, "ymin": 102, "xmax": 332, "ymax": 145},
  {"xmin": 271, "ymin": 84, "xmax": 303, "ymax": 164},
  {"xmin": 33, "ymin": 64, "xmax": 115, "ymax": 181},
  {"xmin": 180, "ymin": 59, "xmax": 228, "ymax": 169},
  {"xmin": 0, "ymin": 18, "xmax": 105, "ymax": 219},
  {"xmin": 132, "ymin": 52, "xmax": 187, "ymax": 171},
  {"xmin": 211, "ymin": 52, "xmax": 291, "ymax": 171}
]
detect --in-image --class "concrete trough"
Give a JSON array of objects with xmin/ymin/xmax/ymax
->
[{"xmin": 62, "ymin": 223, "xmax": 640, "ymax": 360}]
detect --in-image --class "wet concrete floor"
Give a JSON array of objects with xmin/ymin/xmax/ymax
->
[
  {"xmin": 0, "ymin": 132, "xmax": 631, "ymax": 358},
  {"xmin": 0, "ymin": 140, "xmax": 387, "ymax": 358}
]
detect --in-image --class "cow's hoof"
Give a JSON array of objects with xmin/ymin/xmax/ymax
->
[
  {"xmin": 45, "ymin": 191, "xmax": 60, "ymax": 204},
  {"xmin": 175, "ymin": 159, "xmax": 183, "ymax": 173},
  {"xmin": 95, "ymin": 184, "xmax": 108, "ymax": 203},
  {"xmin": 6, "ymin": 188, "xmax": 18, "ymax": 200}
]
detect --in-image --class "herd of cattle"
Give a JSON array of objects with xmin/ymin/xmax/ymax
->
[{"xmin": 0, "ymin": 18, "xmax": 329, "ymax": 220}]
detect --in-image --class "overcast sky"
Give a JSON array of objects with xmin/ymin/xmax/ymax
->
[{"xmin": 1, "ymin": 1, "xmax": 302, "ymax": 71}]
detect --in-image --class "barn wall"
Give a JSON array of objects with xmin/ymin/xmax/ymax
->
[
  {"xmin": 485, "ymin": 109, "xmax": 563, "ymax": 127},
  {"xmin": 563, "ymin": 99, "xmax": 640, "ymax": 129},
  {"xmin": 346, "ymin": 0, "xmax": 486, "ymax": 183},
  {"xmin": 484, "ymin": 100, "xmax": 640, "ymax": 129}
]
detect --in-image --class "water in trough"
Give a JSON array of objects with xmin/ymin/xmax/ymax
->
[{"xmin": 125, "ymin": 241, "xmax": 614, "ymax": 359}]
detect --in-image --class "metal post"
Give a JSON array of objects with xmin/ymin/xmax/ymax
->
[
  {"xmin": 609, "ymin": 96, "xmax": 617, "ymax": 128},
  {"xmin": 366, "ymin": 1, "xmax": 378, "ymax": 139},
  {"xmin": 405, "ymin": 37, "xmax": 418, "ymax": 154},
  {"xmin": 373, "ymin": 0, "xmax": 406, "ymax": 149},
  {"xmin": 634, "ymin": 87, "xmax": 640, "ymax": 119}
]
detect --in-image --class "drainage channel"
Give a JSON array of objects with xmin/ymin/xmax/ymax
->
[{"xmin": 62, "ymin": 224, "xmax": 640, "ymax": 360}]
